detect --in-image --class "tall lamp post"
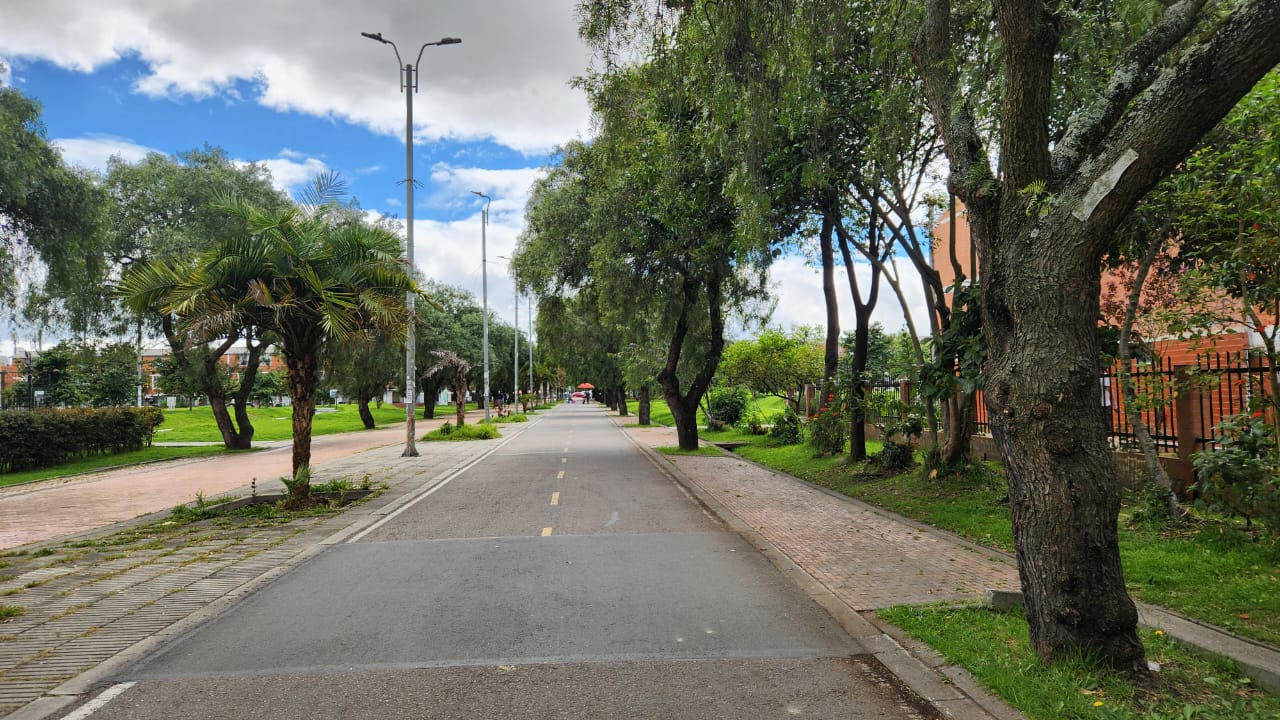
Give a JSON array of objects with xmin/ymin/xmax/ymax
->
[
  {"xmin": 362, "ymin": 30, "xmax": 461, "ymax": 457},
  {"xmin": 513, "ymin": 293, "xmax": 519, "ymax": 407},
  {"xmin": 526, "ymin": 294, "xmax": 533, "ymax": 401},
  {"xmin": 472, "ymin": 191, "xmax": 492, "ymax": 421}
]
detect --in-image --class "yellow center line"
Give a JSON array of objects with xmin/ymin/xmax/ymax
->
[
  {"xmin": 541, "ymin": 527, "xmax": 553, "ymax": 537},
  {"xmin": 557, "ymin": 470, "xmax": 565, "ymax": 479},
  {"xmin": 550, "ymin": 492, "xmax": 560, "ymax": 506},
  {"xmin": 561, "ymin": 457, "xmax": 567, "ymax": 464}
]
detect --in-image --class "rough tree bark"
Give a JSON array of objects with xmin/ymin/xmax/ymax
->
[
  {"xmin": 638, "ymin": 385, "xmax": 652, "ymax": 425},
  {"xmin": 356, "ymin": 388, "xmax": 376, "ymax": 429},
  {"xmin": 819, "ymin": 207, "xmax": 840, "ymax": 381},
  {"xmin": 913, "ymin": 0, "xmax": 1280, "ymax": 669},
  {"xmin": 658, "ymin": 273, "xmax": 726, "ymax": 451},
  {"xmin": 834, "ymin": 200, "xmax": 885, "ymax": 462},
  {"xmin": 284, "ymin": 350, "xmax": 317, "ymax": 488}
]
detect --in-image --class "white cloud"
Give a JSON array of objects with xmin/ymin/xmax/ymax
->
[
  {"xmin": 255, "ymin": 155, "xmax": 331, "ymax": 197},
  {"xmin": 0, "ymin": 0, "xmax": 593, "ymax": 155},
  {"xmin": 758, "ymin": 254, "xmax": 932, "ymax": 339},
  {"xmin": 52, "ymin": 134, "xmax": 159, "ymax": 172},
  {"xmin": 427, "ymin": 163, "xmax": 545, "ymax": 220}
]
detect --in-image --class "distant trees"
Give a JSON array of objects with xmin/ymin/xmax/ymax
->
[{"xmin": 1, "ymin": 75, "xmax": 107, "ymax": 336}]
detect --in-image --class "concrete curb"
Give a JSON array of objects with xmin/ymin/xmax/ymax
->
[{"xmin": 615, "ymin": 419, "xmax": 1022, "ymax": 720}]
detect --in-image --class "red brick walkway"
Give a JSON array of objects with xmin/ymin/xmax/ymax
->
[{"xmin": 622, "ymin": 423, "xmax": 1019, "ymax": 611}]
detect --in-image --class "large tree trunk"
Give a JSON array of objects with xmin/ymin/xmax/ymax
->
[
  {"xmin": 983, "ymin": 226, "xmax": 1143, "ymax": 671},
  {"xmin": 357, "ymin": 388, "xmax": 376, "ymax": 429},
  {"xmin": 939, "ymin": 390, "xmax": 976, "ymax": 465},
  {"xmin": 638, "ymin": 385, "xmax": 651, "ymax": 425},
  {"xmin": 284, "ymin": 350, "xmax": 317, "ymax": 489},
  {"xmin": 819, "ymin": 208, "xmax": 840, "ymax": 381},
  {"xmin": 658, "ymin": 273, "xmax": 725, "ymax": 451},
  {"xmin": 914, "ymin": 0, "xmax": 1280, "ymax": 670},
  {"xmin": 617, "ymin": 386, "xmax": 629, "ymax": 416},
  {"xmin": 227, "ymin": 331, "xmax": 265, "ymax": 450}
]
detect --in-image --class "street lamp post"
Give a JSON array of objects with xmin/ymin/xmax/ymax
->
[
  {"xmin": 362, "ymin": 30, "xmax": 460, "ymax": 457},
  {"xmin": 513, "ymin": 293, "xmax": 519, "ymax": 408},
  {"xmin": 526, "ymin": 294, "xmax": 533, "ymax": 401},
  {"xmin": 472, "ymin": 191, "xmax": 492, "ymax": 422}
]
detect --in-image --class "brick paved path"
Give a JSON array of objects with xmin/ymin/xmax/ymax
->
[
  {"xmin": 0, "ymin": 437, "xmax": 501, "ymax": 716},
  {"xmin": 620, "ymin": 423, "xmax": 1019, "ymax": 611}
]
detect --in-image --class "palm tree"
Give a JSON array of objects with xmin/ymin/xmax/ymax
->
[
  {"xmin": 425, "ymin": 350, "xmax": 472, "ymax": 427},
  {"xmin": 157, "ymin": 175, "xmax": 415, "ymax": 496}
]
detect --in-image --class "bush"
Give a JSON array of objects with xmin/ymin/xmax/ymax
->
[
  {"xmin": 0, "ymin": 406, "xmax": 164, "ymax": 474},
  {"xmin": 1193, "ymin": 412, "xmax": 1280, "ymax": 533},
  {"xmin": 809, "ymin": 402, "xmax": 846, "ymax": 457},
  {"xmin": 740, "ymin": 408, "xmax": 768, "ymax": 435},
  {"xmin": 707, "ymin": 386, "xmax": 749, "ymax": 427},
  {"xmin": 768, "ymin": 407, "xmax": 803, "ymax": 445},
  {"xmin": 423, "ymin": 422, "xmax": 501, "ymax": 441}
]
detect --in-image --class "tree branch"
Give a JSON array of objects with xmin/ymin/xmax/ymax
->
[{"xmin": 1051, "ymin": 0, "xmax": 1209, "ymax": 181}]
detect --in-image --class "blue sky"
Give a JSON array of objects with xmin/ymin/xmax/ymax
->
[{"xmin": 0, "ymin": 0, "xmax": 925, "ymax": 353}]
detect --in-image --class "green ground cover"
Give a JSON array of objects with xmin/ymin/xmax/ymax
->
[
  {"xmin": 154, "ymin": 403, "xmax": 407, "ymax": 442},
  {"xmin": 0, "ymin": 445, "xmax": 237, "ymax": 489},
  {"xmin": 879, "ymin": 605, "xmax": 1279, "ymax": 720}
]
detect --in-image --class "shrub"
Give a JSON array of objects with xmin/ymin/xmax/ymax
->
[
  {"xmin": 707, "ymin": 386, "xmax": 749, "ymax": 428},
  {"xmin": 424, "ymin": 422, "xmax": 500, "ymax": 441},
  {"xmin": 809, "ymin": 402, "xmax": 846, "ymax": 457},
  {"xmin": 0, "ymin": 406, "xmax": 164, "ymax": 474},
  {"xmin": 1193, "ymin": 412, "xmax": 1280, "ymax": 533},
  {"xmin": 768, "ymin": 407, "xmax": 803, "ymax": 445},
  {"xmin": 740, "ymin": 408, "xmax": 768, "ymax": 435}
]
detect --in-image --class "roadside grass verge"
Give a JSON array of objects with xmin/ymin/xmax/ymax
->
[
  {"xmin": 1, "ymin": 445, "xmax": 239, "ymax": 489},
  {"xmin": 488, "ymin": 413, "xmax": 529, "ymax": 424},
  {"xmin": 880, "ymin": 603, "xmax": 1279, "ymax": 720}
]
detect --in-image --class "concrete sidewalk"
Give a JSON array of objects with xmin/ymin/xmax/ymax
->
[{"xmin": 615, "ymin": 418, "xmax": 1280, "ymax": 710}]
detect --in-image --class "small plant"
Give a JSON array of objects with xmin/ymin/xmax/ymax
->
[
  {"xmin": 0, "ymin": 604, "xmax": 25, "ymax": 621},
  {"xmin": 438, "ymin": 421, "xmax": 454, "ymax": 436},
  {"xmin": 768, "ymin": 407, "xmax": 803, "ymax": 445},
  {"xmin": 281, "ymin": 464, "xmax": 312, "ymax": 503},
  {"xmin": 866, "ymin": 391, "xmax": 925, "ymax": 475},
  {"xmin": 808, "ymin": 399, "xmax": 846, "ymax": 457},
  {"xmin": 740, "ymin": 408, "xmax": 768, "ymax": 435},
  {"xmin": 1193, "ymin": 412, "xmax": 1280, "ymax": 533}
]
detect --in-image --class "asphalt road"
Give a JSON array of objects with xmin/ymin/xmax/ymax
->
[{"xmin": 72, "ymin": 404, "xmax": 936, "ymax": 719}]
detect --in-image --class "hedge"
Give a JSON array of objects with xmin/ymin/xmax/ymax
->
[{"xmin": 0, "ymin": 406, "xmax": 165, "ymax": 474}]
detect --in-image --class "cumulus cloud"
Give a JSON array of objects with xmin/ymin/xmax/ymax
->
[
  {"xmin": 255, "ymin": 154, "xmax": 332, "ymax": 197},
  {"xmin": 0, "ymin": 0, "xmax": 593, "ymax": 154},
  {"xmin": 758, "ymin": 255, "xmax": 931, "ymax": 338},
  {"xmin": 52, "ymin": 134, "xmax": 160, "ymax": 172}
]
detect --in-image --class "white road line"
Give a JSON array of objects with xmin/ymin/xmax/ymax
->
[
  {"xmin": 346, "ymin": 433, "xmax": 521, "ymax": 543},
  {"xmin": 63, "ymin": 682, "xmax": 136, "ymax": 719}
]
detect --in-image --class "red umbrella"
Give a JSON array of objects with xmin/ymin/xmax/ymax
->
[{"xmin": 576, "ymin": 382, "xmax": 595, "ymax": 389}]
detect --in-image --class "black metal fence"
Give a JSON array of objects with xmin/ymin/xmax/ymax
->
[{"xmin": 893, "ymin": 350, "xmax": 1275, "ymax": 454}]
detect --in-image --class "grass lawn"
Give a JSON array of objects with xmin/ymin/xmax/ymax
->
[
  {"xmin": 0, "ymin": 445, "xmax": 238, "ymax": 489},
  {"xmin": 155, "ymin": 403, "xmax": 408, "ymax": 442},
  {"xmin": 880, "ymin": 604, "xmax": 1279, "ymax": 720}
]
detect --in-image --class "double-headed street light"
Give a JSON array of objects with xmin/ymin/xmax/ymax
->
[
  {"xmin": 362, "ymin": 30, "xmax": 461, "ymax": 457},
  {"xmin": 472, "ymin": 191, "xmax": 492, "ymax": 422}
]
